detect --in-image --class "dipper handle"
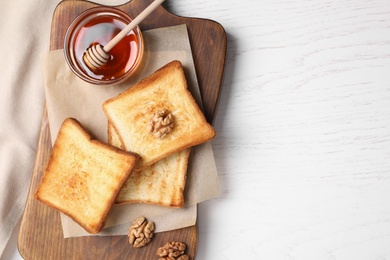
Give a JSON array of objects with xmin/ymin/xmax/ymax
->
[{"xmin": 104, "ymin": 0, "xmax": 165, "ymax": 52}]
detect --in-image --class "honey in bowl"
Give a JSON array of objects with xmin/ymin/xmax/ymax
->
[
  {"xmin": 77, "ymin": 17, "xmax": 139, "ymax": 80},
  {"xmin": 64, "ymin": 7, "xmax": 144, "ymax": 85}
]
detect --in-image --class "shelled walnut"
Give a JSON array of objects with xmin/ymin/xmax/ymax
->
[
  {"xmin": 128, "ymin": 216, "xmax": 155, "ymax": 248},
  {"xmin": 156, "ymin": 241, "xmax": 189, "ymax": 260},
  {"xmin": 147, "ymin": 109, "xmax": 174, "ymax": 138}
]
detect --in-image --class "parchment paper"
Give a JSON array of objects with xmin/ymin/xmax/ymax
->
[{"xmin": 41, "ymin": 25, "xmax": 219, "ymax": 237}]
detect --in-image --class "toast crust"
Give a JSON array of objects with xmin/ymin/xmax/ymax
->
[
  {"xmin": 102, "ymin": 60, "xmax": 215, "ymax": 170},
  {"xmin": 35, "ymin": 118, "xmax": 140, "ymax": 234},
  {"xmin": 108, "ymin": 123, "xmax": 189, "ymax": 208}
]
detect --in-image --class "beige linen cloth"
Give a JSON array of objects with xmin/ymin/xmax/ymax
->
[{"xmin": 0, "ymin": 0, "xmax": 160, "ymax": 257}]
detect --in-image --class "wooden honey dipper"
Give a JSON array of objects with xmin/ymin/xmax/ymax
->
[{"xmin": 83, "ymin": 0, "xmax": 165, "ymax": 70}]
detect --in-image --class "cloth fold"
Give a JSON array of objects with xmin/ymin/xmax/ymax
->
[{"xmin": 0, "ymin": 0, "xmax": 58, "ymax": 257}]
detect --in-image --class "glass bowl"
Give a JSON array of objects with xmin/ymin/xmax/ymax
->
[{"xmin": 64, "ymin": 7, "xmax": 144, "ymax": 85}]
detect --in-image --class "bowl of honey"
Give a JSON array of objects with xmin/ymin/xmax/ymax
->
[{"xmin": 64, "ymin": 7, "xmax": 144, "ymax": 85}]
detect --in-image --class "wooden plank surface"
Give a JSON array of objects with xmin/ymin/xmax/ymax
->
[{"xmin": 18, "ymin": 0, "xmax": 226, "ymax": 259}]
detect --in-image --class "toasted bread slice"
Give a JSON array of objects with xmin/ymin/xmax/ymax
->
[
  {"xmin": 102, "ymin": 60, "xmax": 215, "ymax": 170},
  {"xmin": 108, "ymin": 123, "xmax": 190, "ymax": 208},
  {"xmin": 35, "ymin": 118, "xmax": 140, "ymax": 234}
]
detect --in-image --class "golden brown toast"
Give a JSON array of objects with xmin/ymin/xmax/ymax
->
[
  {"xmin": 108, "ymin": 123, "xmax": 190, "ymax": 208},
  {"xmin": 34, "ymin": 118, "xmax": 140, "ymax": 234},
  {"xmin": 102, "ymin": 60, "xmax": 215, "ymax": 170}
]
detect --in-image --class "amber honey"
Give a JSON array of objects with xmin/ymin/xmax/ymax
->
[{"xmin": 64, "ymin": 7, "xmax": 144, "ymax": 85}]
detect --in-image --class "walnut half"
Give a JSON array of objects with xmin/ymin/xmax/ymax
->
[
  {"xmin": 128, "ymin": 216, "xmax": 155, "ymax": 248},
  {"xmin": 147, "ymin": 109, "xmax": 174, "ymax": 138},
  {"xmin": 156, "ymin": 241, "xmax": 189, "ymax": 260}
]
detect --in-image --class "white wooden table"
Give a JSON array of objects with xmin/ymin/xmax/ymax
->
[{"xmin": 4, "ymin": 0, "xmax": 390, "ymax": 259}]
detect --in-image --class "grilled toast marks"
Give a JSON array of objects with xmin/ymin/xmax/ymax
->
[{"xmin": 34, "ymin": 118, "xmax": 140, "ymax": 234}]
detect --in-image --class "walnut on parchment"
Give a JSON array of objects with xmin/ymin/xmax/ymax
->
[
  {"xmin": 127, "ymin": 216, "xmax": 155, "ymax": 248},
  {"xmin": 156, "ymin": 241, "xmax": 189, "ymax": 260}
]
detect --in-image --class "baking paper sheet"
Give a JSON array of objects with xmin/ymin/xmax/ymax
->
[{"xmin": 41, "ymin": 25, "xmax": 219, "ymax": 237}]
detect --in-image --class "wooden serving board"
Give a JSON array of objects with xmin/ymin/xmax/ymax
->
[{"xmin": 18, "ymin": 0, "xmax": 226, "ymax": 259}]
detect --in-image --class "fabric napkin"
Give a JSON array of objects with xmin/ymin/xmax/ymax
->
[{"xmin": 0, "ymin": 0, "xmax": 60, "ymax": 257}]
